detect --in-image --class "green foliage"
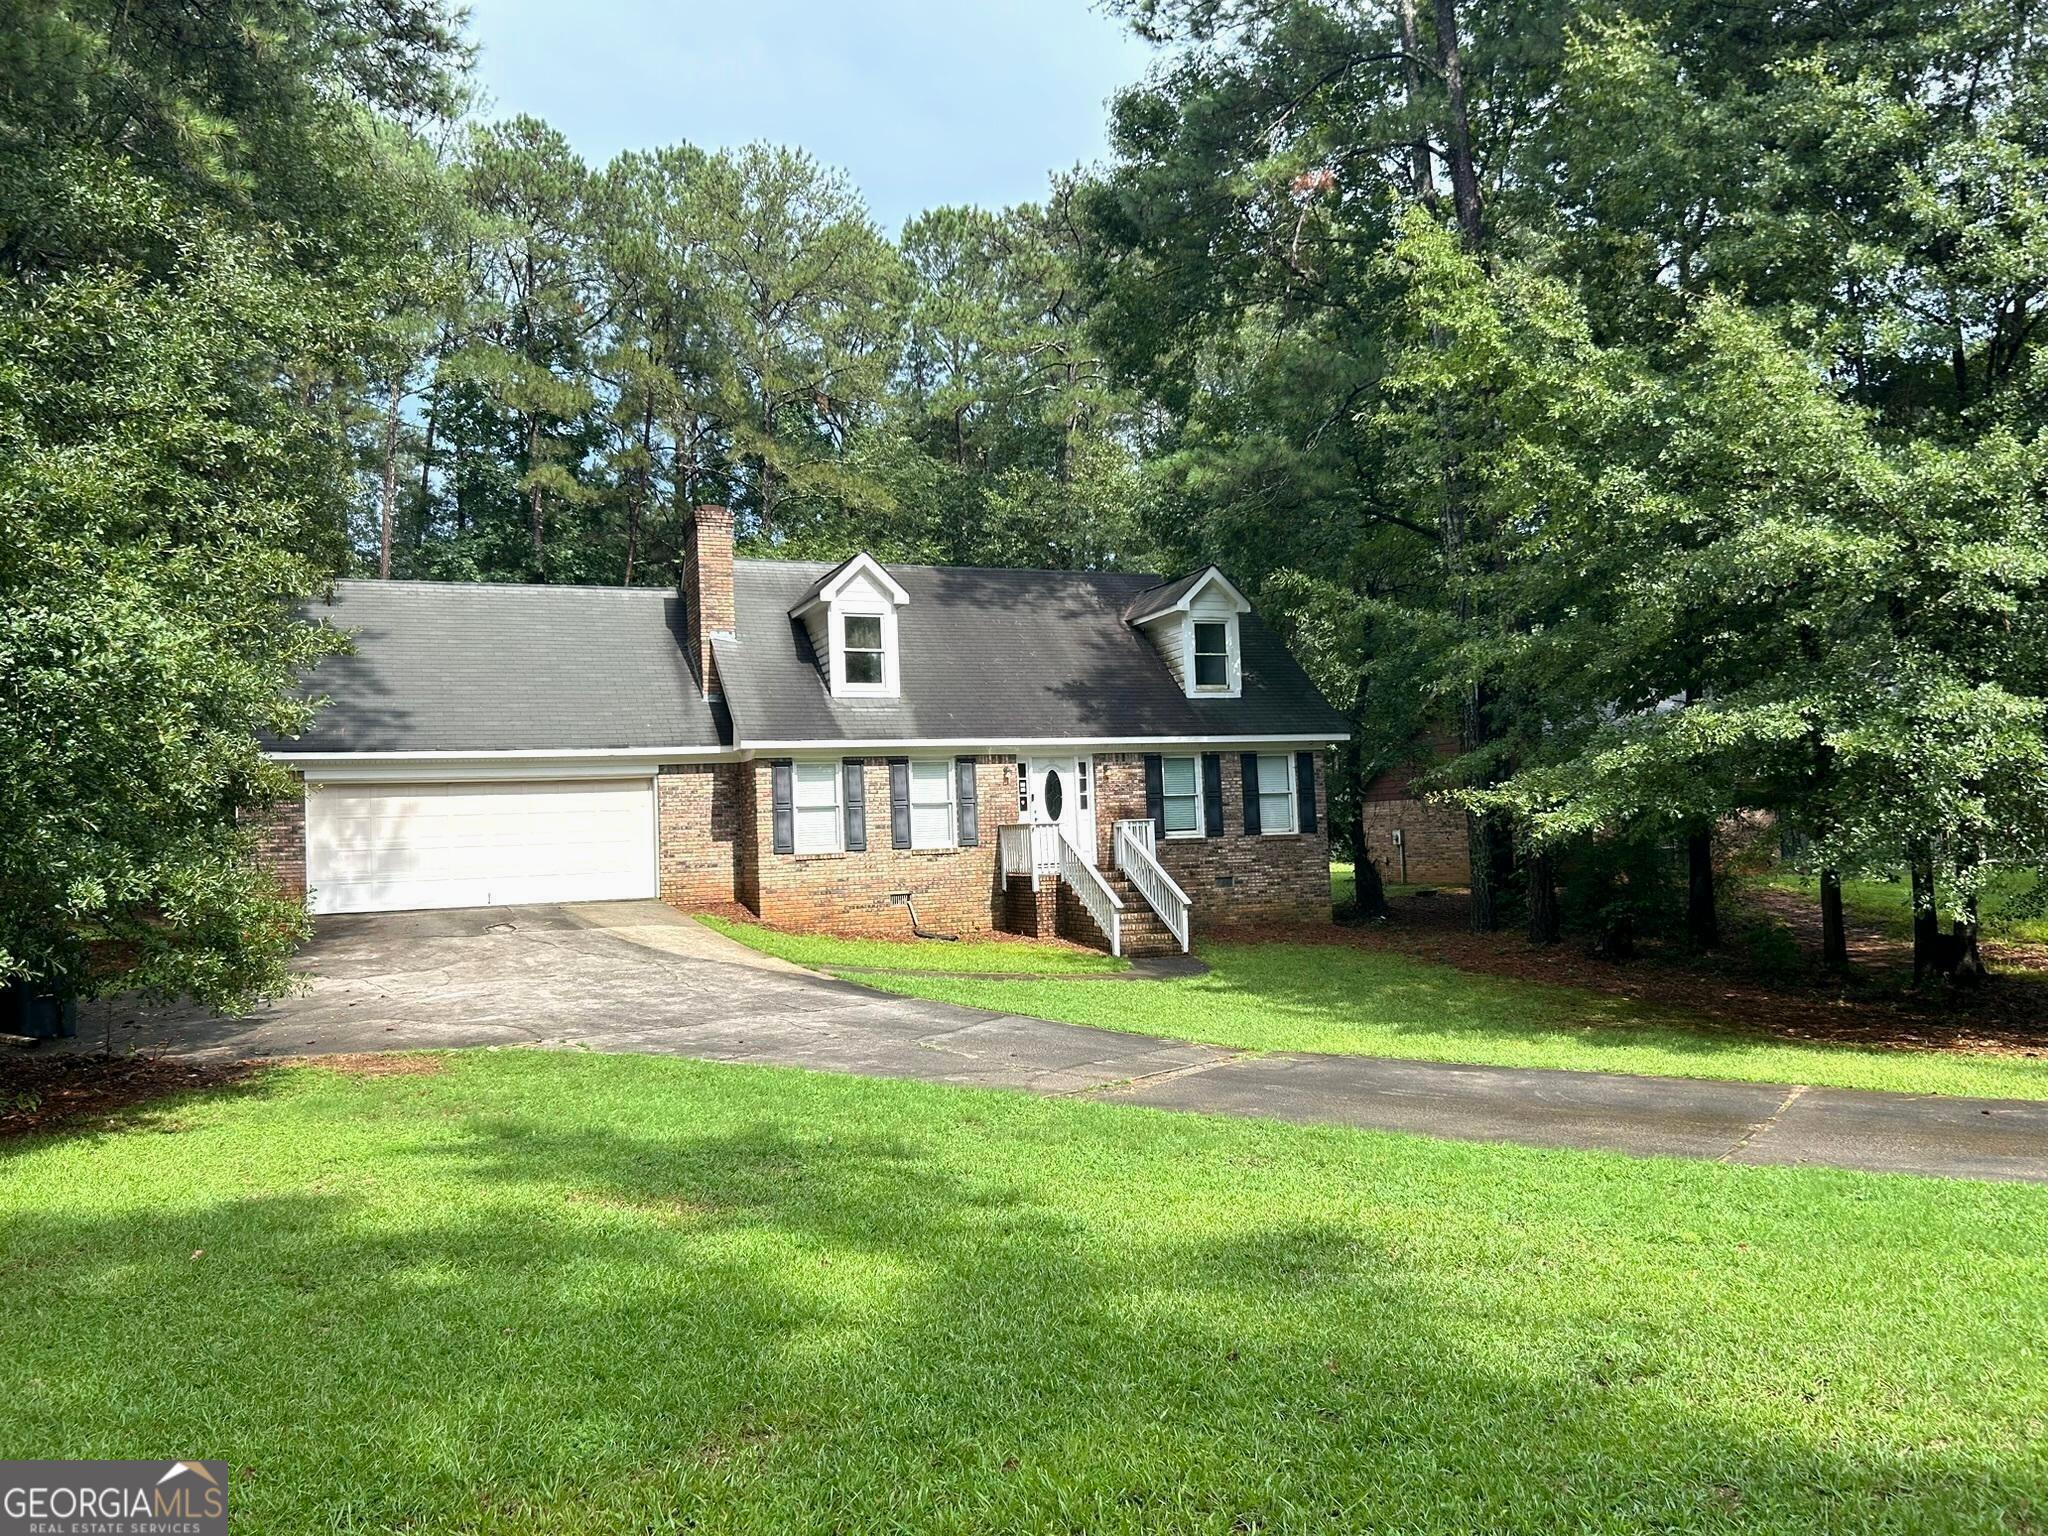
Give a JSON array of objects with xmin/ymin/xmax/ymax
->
[
  {"xmin": 0, "ymin": 0, "xmax": 464, "ymax": 1006},
  {"xmin": 1083, "ymin": 0, "xmax": 2048, "ymax": 951}
]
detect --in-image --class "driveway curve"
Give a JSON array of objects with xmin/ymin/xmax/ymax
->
[{"xmin": 72, "ymin": 900, "xmax": 2048, "ymax": 1184}]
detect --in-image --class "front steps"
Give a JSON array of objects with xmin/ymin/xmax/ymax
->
[{"xmin": 1001, "ymin": 869, "xmax": 1181, "ymax": 958}]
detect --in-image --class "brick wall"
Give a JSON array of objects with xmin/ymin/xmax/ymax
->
[
  {"xmin": 1361, "ymin": 796, "xmax": 1470, "ymax": 885},
  {"xmin": 245, "ymin": 774, "xmax": 306, "ymax": 903},
  {"xmin": 681, "ymin": 504, "xmax": 735, "ymax": 686},
  {"xmin": 1093, "ymin": 751, "xmax": 1331, "ymax": 933},
  {"xmin": 657, "ymin": 763, "xmax": 742, "ymax": 907},
  {"xmin": 741, "ymin": 756, "xmax": 1017, "ymax": 937}
]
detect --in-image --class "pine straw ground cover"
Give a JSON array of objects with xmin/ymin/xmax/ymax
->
[{"xmin": 2, "ymin": 1048, "xmax": 2044, "ymax": 1534}]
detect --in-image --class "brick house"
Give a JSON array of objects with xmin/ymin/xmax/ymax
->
[{"xmin": 261, "ymin": 507, "xmax": 1349, "ymax": 955}]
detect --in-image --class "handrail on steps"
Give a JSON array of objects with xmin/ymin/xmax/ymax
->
[
  {"xmin": 1113, "ymin": 819, "xmax": 1192, "ymax": 954},
  {"xmin": 1055, "ymin": 828, "xmax": 1122, "ymax": 956}
]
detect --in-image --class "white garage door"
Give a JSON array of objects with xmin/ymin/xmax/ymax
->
[{"xmin": 306, "ymin": 778, "xmax": 658, "ymax": 915}]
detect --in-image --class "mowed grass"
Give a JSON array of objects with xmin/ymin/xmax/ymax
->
[
  {"xmin": 4, "ymin": 1051, "xmax": 2045, "ymax": 1534},
  {"xmin": 839, "ymin": 945, "xmax": 2048, "ymax": 1100},
  {"xmin": 698, "ymin": 913, "xmax": 1128, "ymax": 974},
  {"xmin": 1758, "ymin": 868, "xmax": 2048, "ymax": 945}
]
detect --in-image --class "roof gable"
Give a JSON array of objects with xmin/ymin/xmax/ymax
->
[
  {"xmin": 787, "ymin": 552, "xmax": 909, "ymax": 617},
  {"xmin": 1123, "ymin": 565, "xmax": 1251, "ymax": 625}
]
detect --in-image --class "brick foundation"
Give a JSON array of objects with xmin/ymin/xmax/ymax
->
[
  {"xmin": 1002, "ymin": 879, "xmax": 1060, "ymax": 939},
  {"xmin": 1092, "ymin": 752, "xmax": 1332, "ymax": 934},
  {"xmin": 657, "ymin": 763, "xmax": 742, "ymax": 907},
  {"xmin": 246, "ymin": 774, "xmax": 307, "ymax": 903},
  {"xmin": 1361, "ymin": 796, "xmax": 1470, "ymax": 885}
]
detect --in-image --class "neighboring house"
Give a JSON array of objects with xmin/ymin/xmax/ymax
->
[
  {"xmin": 1360, "ymin": 740, "xmax": 1473, "ymax": 886},
  {"xmin": 257, "ymin": 506, "xmax": 1349, "ymax": 955}
]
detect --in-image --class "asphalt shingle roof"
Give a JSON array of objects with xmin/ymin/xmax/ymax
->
[
  {"xmin": 280, "ymin": 580, "xmax": 721, "ymax": 753},
  {"xmin": 712, "ymin": 560, "xmax": 1349, "ymax": 745}
]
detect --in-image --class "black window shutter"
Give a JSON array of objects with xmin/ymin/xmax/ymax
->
[
  {"xmin": 843, "ymin": 759, "xmax": 867, "ymax": 852},
  {"xmin": 889, "ymin": 758, "xmax": 911, "ymax": 849},
  {"xmin": 1202, "ymin": 753, "xmax": 1224, "ymax": 837},
  {"xmin": 770, "ymin": 760, "xmax": 794, "ymax": 854},
  {"xmin": 1295, "ymin": 751, "xmax": 1318, "ymax": 833},
  {"xmin": 1240, "ymin": 752, "xmax": 1262, "ymax": 835},
  {"xmin": 955, "ymin": 757, "xmax": 979, "ymax": 846},
  {"xmin": 1143, "ymin": 754, "xmax": 1165, "ymax": 837}
]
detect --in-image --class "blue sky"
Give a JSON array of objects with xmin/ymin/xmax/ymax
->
[{"xmin": 464, "ymin": 0, "xmax": 1159, "ymax": 232}]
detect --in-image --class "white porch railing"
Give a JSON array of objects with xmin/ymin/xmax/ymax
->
[
  {"xmin": 998, "ymin": 822, "xmax": 1064, "ymax": 891},
  {"xmin": 1057, "ymin": 828, "xmax": 1123, "ymax": 956},
  {"xmin": 1114, "ymin": 818, "xmax": 1192, "ymax": 953}
]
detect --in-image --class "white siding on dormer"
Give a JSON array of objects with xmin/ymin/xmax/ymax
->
[
  {"xmin": 1138, "ymin": 613, "xmax": 1187, "ymax": 690},
  {"xmin": 800, "ymin": 607, "xmax": 830, "ymax": 677}
]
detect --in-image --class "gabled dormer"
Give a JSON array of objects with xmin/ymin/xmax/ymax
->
[
  {"xmin": 1125, "ymin": 566, "xmax": 1251, "ymax": 700},
  {"xmin": 788, "ymin": 552, "xmax": 910, "ymax": 699}
]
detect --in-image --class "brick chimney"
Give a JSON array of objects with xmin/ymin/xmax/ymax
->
[{"xmin": 681, "ymin": 503, "xmax": 735, "ymax": 692}]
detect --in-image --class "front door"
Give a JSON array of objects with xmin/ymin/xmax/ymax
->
[{"xmin": 1025, "ymin": 756, "xmax": 1096, "ymax": 865}]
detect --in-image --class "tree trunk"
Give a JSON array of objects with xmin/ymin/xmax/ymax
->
[
  {"xmin": 625, "ymin": 397, "xmax": 655, "ymax": 588},
  {"xmin": 377, "ymin": 370, "xmax": 403, "ymax": 580},
  {"xmin": 1466, "ymin": 810, "xmax": 1509, "ymax": 931},
  {"xmin": 1910, "ymin": 850, "xmax": 1940, "ymax": 984},
  {"xmin": 416, "ymin": 387, "xmax": 438, "ymax": 534},
  {"xmin": 1357, "ymin": 854, "xmax": 1389, "ymax": 915},
  {"xmin": 1686, "ymin": 827, "xmax": 1718, "ymax": 949},
  {"xmin": 1397, "ymin": 0, "xmax": 1438, "ymax": 210},
  {"xmin": 525, "ymin": 417, "xmax": 545, "ymax": 569},
  {"xmin": 1432, "ymin": 0, "xmax": 1485, "ymax": 252},
  {"xmin": 1820, "ymin": 869, "xmax": 1848, "ymax": 970},
  {"xmin": 1526, "ymin": 848, "xmax": 1560, "ymax": 945}
]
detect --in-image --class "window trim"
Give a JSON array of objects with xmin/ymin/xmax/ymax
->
[
  {"xmin": 838, "ymin": 609, "xmax": 889, "ymax": 694},
  {"xmin": 1160, "ymin": 754, "xmax": 1202, "ymax": 838},
  {"xmin": 1254, "ymin": 752, "xmax": 1297, "ymax": 835},
  {"xmin": 791, "ymin": 759, "xmax": 845, "ymax": 854},
  {"xmin": 906, "ymin": 758, "xmax": 956, "ymax": 850},
  {"xmin": 1179, "ymin": 612, "xmax": 1241, "ymax": 699},
  {"xmin": 1191, "ymin": 620, "xmax": 1231, "ymax": 691}
]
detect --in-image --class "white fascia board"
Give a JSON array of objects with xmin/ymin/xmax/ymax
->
[
  {"xmin": 1126, "ymin": 565, "xmax": 1251, "ymax": 625},
  {"xmin": 737, "ymin": 732, "xmax": 1346, "ymax": 756},
  {"xmin": 270, "ymin": 746, "xmax": 739, "ymax": 783},
  {"xmin": 789, "ymin": 552, "xmax": 909, "ymax": 617}
]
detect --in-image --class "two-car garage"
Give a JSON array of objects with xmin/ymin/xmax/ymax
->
[
  {"xmin": 278, "ymin": 578, "xmax": 727, "ymax": 918},
  {"xmin": 304, "ymin": 777, "xmax": 659, "ymax": 916}
]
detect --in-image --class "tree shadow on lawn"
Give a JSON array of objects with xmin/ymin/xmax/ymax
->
[
  {"xmin": 4, "ymin": 1101, "xmax": 2038, "ymax": 1533},
  {"xmin": 1177, "ymin": 949, "xmax": 1801, "ymax": 1065}
]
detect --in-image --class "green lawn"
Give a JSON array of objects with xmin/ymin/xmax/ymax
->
[
  {"xmin": 1757, "ymin": 868, "xmax": 2048, "ymax": 945},
  {"xmin": 5, "ymin": 1051, "xmax": 2044, "ymax": 1533},
  {"xmin": 698, "ymin": 914, "xmax": 1128, "ymax": 974},
  {"xmin": 833, "ymin": 943, "xmax": 2048, "ymax": 1100}
]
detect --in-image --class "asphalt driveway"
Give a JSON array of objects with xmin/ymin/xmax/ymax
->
[{"xmin": 71, "ymin": 900, "xmax": 2048, "ymax": 1183}]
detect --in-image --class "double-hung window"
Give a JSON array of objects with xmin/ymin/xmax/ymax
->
[
  {"xmin": 1161, "ymin": 756, "xmax": 1200, "ymax": 836},
  {"xmin": 842, "ymin": 614, "xmax": 885, "ymax": 686},
  {"xmin": 793, "ymin": 761, "xmax": 843, "ymax": 853},
  {"xmin": 908, "ymin": 760, "xmax": 954, "ymax": 849},
  {"xmin": 1255, "ymin": 754, "xmax": 1296, "ymax": 834},
  {"xmin": 1192, "ymin": 621, "xmax": 1230, "ymax": 689}
]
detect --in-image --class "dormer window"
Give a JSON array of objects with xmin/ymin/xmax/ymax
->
[
  {"xmin": 1125, "ymin": 565, "xmax": 1250, "ymax": 701},
  {"xmin": 1192, "ymin": 621, "xmax": 1230, "ymax": 689},
  {"xmin": 842, "ymin": 614, "xmax": 885, "ymax": 685},
  {"xmin": 788, "ymin": 551, "xmax": 910, "ymax": 700}
]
